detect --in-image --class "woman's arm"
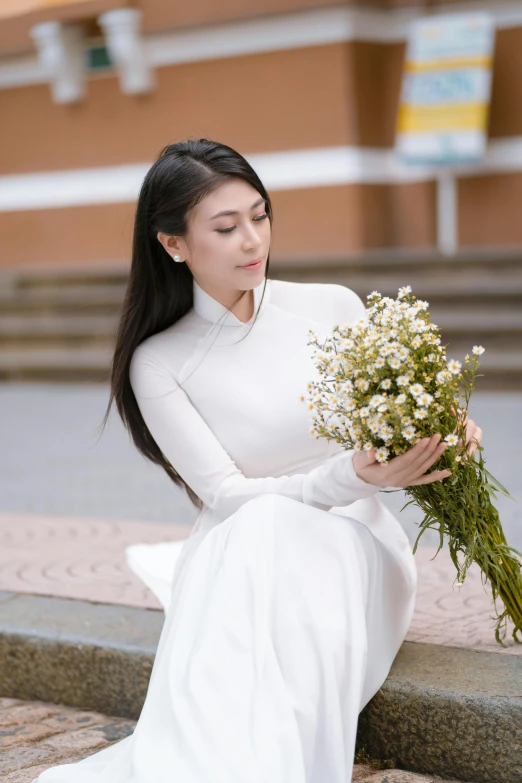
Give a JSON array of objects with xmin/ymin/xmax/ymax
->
[{"xmin": 129, "ymin": 348, "xmax": 380, "ymax": 523}]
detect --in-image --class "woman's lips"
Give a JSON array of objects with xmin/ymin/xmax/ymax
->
[{"xmin": 240, "ymin": 259, "xmax": 263, "ymax": 269}]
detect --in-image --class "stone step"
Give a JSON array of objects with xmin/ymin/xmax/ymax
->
[
  {"xmin": 1, "ymin": 277, "xmax": 521, "ymax": 311},
  {"xmin": 0, "ymin": 347, "xmax": 112, "ymax": 382},
  {"xmin": 0, "ymin": 315, "xmax": 118, "ymax": 339},
  {"xmin": 0, "ymin": 285, "xmax": 126, "ymax": 313},
  {"xmin": 0, "ymin": 307, "xmax": 520, "ymax": 340}
]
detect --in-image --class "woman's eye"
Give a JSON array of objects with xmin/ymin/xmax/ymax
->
[{"xmin": 216, "ymin": 213, "xmax": 269, "ymax": 234}]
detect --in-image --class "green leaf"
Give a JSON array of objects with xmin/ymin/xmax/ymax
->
[{"xmin": 483, "ymin": 468, "xmax": 516, "ymax": 500}]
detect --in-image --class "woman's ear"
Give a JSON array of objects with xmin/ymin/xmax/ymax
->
[{"xmin": 157, "ymin": 231, "xmax": 181, "ymax": 259}]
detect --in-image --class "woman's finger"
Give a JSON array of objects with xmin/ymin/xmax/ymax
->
[
  {"xmin": 408, "ymin": 441, "xmax": 448, "ymax": 480},
  {"xmin": 467, "ymin": 426, "xmax": 483, "ymax": 455},
  {"xmin": 407, "ymin": 468, "xmax": 452, "ymax": 486},
  {"xmin": 464, "ymin": 418, "xmax": 475, "ymax": 442},
  {"xmin": 386, "ymin": 437, "xmax": 431, "ymax": 476},
  {"xmin": 401, "ymin": 434, "xmax": 446, "ymax": 476}
]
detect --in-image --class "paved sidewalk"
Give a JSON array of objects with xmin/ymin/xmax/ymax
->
[
  {"xmin": 0, "ymin": 697, "xmax": 135, "ymax": 781},
  {"xmin": 0, "ymin": 698, "xmax": 477, "ymax": 782},
  {"xmin": 0, "ymin": 510, "xmax": 520, "ymax": 655}
]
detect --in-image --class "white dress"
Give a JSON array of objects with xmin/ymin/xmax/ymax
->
[{"xmin": 36, "ymin": 277, "xmax": 417, "ymax": 783}]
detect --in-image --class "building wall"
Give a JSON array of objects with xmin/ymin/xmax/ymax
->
[{"xmin": 0, "ymin": 1, "xmax": 521, "ymax": 269}]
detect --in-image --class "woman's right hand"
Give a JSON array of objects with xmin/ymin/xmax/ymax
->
[{"xmin": 352, "ymin": 434, "xmax": 452, "ymax": 488}]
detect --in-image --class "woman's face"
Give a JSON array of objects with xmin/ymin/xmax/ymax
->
[{"xmin": 157, "ymin": 178, "xmax": 271, "ymax": 303}]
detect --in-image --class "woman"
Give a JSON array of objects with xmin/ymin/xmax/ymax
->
[{"xmin": 36, "ymin": 138, "xmax": 481, "ymax": 783}]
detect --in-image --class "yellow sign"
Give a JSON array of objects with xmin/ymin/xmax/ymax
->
[{"xmin": 396, "ymin": 12, "xmax": 495, "ymax": 164}]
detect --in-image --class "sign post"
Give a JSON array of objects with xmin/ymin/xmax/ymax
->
[{"xmin": 396, "ymin": 12, "xmax": 495, "ymax": 255}]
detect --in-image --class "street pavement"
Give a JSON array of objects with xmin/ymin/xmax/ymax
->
[{"xmin": 1, "ymin": 383, "xmax": 520, "ymax": 550}]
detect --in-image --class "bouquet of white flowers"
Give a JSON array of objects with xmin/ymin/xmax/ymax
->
[{"xmin": 303, "ymin": 287, "xmax": 522, "ymax": 647}]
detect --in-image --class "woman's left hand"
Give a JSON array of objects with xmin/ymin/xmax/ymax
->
[
  {"xmin": 451, "ymin": 407, "xmax": 483, "ymax": 455},
  {"xmin": 464, "ymin": 416, "xmax": 483, "ymax": 455}
]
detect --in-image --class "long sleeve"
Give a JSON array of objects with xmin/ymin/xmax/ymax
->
[{"xmin": 129, "ymin": 347, "xmax": 380, "ymax": 524}]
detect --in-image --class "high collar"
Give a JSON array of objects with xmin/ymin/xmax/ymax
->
[{"xmin": 192, "ymin": 276, "xmax": 270, "ymax": 327}]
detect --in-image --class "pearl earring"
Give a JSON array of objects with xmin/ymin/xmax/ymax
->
[{"xmin": 173, "ymin": 254, "xmax": 182, "ymax": 263}]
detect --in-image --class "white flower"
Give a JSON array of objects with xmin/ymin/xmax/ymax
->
[
  {"xmin": 379, "ymin": 425, "xmax": 394, "ymax": 442},
  {"xmin": 397, "ymin": 346, "xmax": 410, "ymax": 360},
  {"xmin": 436, "ymin": 370, "xmax": 451, "ymax": 384},
  {"xmin": 377, "ymin": 403, "xmax": 388, "ymax": 412},
  {"xmin": 359, "ymin": 407, "xmax": 370, "ymax": 418},
  {"xmin": 447, "ymin": 359, "xmax": 462, "ymax": 375},
  {"xmin": 417, "ymin": 392, "xmax": 433, "ymax": 407},
  {"xmin": 396, "ymin": 394, "xmax": 407, "ymax": 404},
  {"xmin": 472, "ymin": 345, "xmax": 485, "ymax": 355},
  {"xmin": 375, "ymin": 447, "xmax": 389, "ymax": 463},
  {"xmin": 354, "ymin": 378, "xmax": 370, "ymax": 391},
  {"xmin": 380, "ymin": 378, "xmax": 392, "ymax": 390},
  {"xmin": 411, "ymin": 335, "xmax": 423, "ymax": 349},
  {"xmin": 397, "ymin": 375, "xmax": 410, "ymax": 387},
  {"xmin": 398, "ymin": 285, "xmax": 412, "ymax": 299},
  {"xmin": 369, "ymin": 394, "xmax": 386, "ymax": 409},
  {"xmin": 409, "ymin": 384, "xmax": 424, "ymax": 397},
  {"xmin": 402, "ymin": 425, "xmax": 417, "ymax": 441},
  {"xmin": 344, "ymin": 398, "xmax": 357, "ymax": 411},
  {"xmin": 375, "ymin": 356, "xmax": 385, "ymax": 368},
  {"xmin": 444, "ymin": 433, "xmax": 459, "ymax": 446},
  {"xmin": 454, "ymin": 455, "xmax": 462, "ymax": 463},
  {"xmin": 388, "ymin": 356, "xmax": 401, "ymax": 370},
  {"xmin": 414, "ymin": 408, "xmax": 428, "ymax": 420},
  {"xmin": 363, "ymin": 442, "xmax": 373, "ymax": 451}
]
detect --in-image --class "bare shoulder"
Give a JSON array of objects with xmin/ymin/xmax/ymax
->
[{"xmin": 268, "ymin": 279, "xmax": 366, "ymax": 324}]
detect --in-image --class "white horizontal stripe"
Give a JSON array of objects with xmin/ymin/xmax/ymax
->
[
  {"xmin": 0, "ymin": 164, "xmax": 150, "ymax": 211},
  {"xmin": 1, "ymin": 2, "xmax": 522, "ymax": 89},
  {"xmin": 2, "ymin": 138, "xmax": 522, "ymax": 212}
]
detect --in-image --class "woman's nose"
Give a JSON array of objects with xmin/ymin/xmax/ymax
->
[{"xmin": 242, "ymin": 222, "xmax": 263, "ymax": 249}]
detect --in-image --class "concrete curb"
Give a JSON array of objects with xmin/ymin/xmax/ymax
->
[
  {"xmin": 0, "ymin": 591, "xmax": 162, "ymax": 720},
  {"xmin": 0, "ymin": 591, "xmax": 520, "ymax": 783},
  {"xmin": 356, "ymin": 641, "xmax": 522, "ymax": 783}
]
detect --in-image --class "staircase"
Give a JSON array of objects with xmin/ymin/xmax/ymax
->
[
  {"xmin": 271, "ymin": 250, "xmax": 522, "ymax": 391},
  {"xmin": 0, "ymin": 269, "xmax": 127, "ymax": 383},
  {"xmin": 0, "ymin": 252, "xmax": 521, "ymax": 389}
]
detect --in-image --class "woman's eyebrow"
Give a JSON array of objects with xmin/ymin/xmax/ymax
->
[{"xmin": 209, "ymin": 197, "xmax": 266, "ymax": 220}]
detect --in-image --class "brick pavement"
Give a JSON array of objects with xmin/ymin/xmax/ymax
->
[
  {"xmin": 0, "ymin": 510, "xmax": 520, "ymax": 655},
  {"xmin": 0, "ymin": 698, "xmax": 477, "ymax": 782},
  {"xmin": 0, "ymin": 697, "xmax": 135, "ymax": 781}
]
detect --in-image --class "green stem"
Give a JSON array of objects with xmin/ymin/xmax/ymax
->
[{"xmin": 407, "ymin": 458, "xmax": 522, "ymax": 647}]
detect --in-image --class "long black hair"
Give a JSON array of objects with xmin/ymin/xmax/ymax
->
[{"xmin": 97, "ymin": 138, "xmax": 273, "ymax": 509}]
